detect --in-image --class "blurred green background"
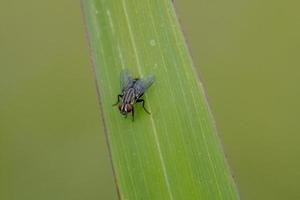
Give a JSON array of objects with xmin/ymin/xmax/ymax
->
[{"xmin": 0, "ymin": 0, "xmax": 299, "ymax": 200}]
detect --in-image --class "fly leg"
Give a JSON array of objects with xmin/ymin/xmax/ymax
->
[
  {"xmin": 136, "ymin": 99, "xmax": 150, "ymax": 114},
  {"xmin": 113, "ymin": 94, "xmax": 123, "ymax": 106}
]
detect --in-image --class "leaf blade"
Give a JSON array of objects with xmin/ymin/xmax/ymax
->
[{"xmin": 82, "ymin": 0, "xmax": 240, "ymax": 199}]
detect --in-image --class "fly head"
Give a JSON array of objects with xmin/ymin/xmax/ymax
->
[{"xmin": 118, "ymin": 103, "xmax": 133, "ymax": 115}]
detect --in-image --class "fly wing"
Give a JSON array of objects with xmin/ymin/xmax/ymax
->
[
  {"xmin": 133, "ymin": 74, "xmax": 155, "ymax": 97},
  {"xmin": 120, "ymin": 69, "xmax": 134, "ymax": 92}
]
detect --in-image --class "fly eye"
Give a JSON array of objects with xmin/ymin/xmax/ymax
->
[
  {"xmin": 126, "ymin": 104, "xmax": 133, "ymax": 112},
  {"xmin": 118, "ymin": 104, "xmax": 122, "ymax": 111}
]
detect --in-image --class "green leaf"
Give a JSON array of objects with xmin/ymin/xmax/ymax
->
[{"xmin": 82, "ymin": 0, "xmax": 240, "ymax": 199}]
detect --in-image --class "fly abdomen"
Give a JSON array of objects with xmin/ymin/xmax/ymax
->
[
  {"xmin": 133, "ymin": 82, "xmax": 144, "ymax": 97},
  {"xmin": 122, "ymin": 88, "xmax": 136, "ymax": 104}
]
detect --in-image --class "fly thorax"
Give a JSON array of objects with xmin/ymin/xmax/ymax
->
[{"xmin": 122, "ymin": 88, "xmax": 136, "ymax": 104}]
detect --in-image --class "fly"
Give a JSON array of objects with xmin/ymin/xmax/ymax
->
[{"xmin": 113, "ymin": 69, "xmax": 155, "ymax": 121}]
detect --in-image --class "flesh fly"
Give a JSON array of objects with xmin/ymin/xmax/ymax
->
[{"xmin": 113, "ymin": 69, "xmax": 155, "ymax": 121}]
